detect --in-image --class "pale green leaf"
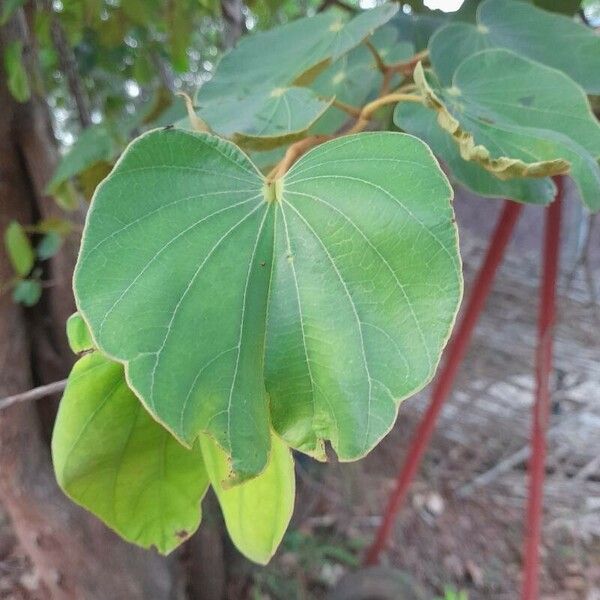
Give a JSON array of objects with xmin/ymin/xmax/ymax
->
[
  {"xmin": 74, "ymin": 129, "xmax": 462, "ymax": 481},
  {"xmin": 429, "ymin": 22, "xmax": 491, "ymax": 87},
  {"xmin": 388, "ymin": 11, "xmax": 447, "ymax": 51},
  {"xmin": 52, "ymin": 352, "xmax": 209, "ymax": 554},
  {"xmin": 194, "ymin": 5, "xmax": 398, "ymax": 143},
  {"xmin": 4, "ymin": 221, "xmax": 34, "ymax": 276},
  {"xmin": 198, "ymin": 86, "xmax": 333, "ymax": 149},
  {"xmin": 200, "ymin": 431, "xmax": 294, "ymax": 564},
  {"xmin": 429, "ymin": 0, "xmax": 600, "ymax": 93},
  {"xmin": 397, "ymin": 52, "xmax": 600, "ymax": 210},
  {"xmin": 394, "ymin": 100, "xmax": 556, "ymax": 204},
  {"xmin": 66, "ymin": 312, "xmax": 94, "ymax": 353},
  {"xmin": 12, "ymin": 279, "xmax": 41, "ymax": 306},
  {"xmin": 198, "ymin": 5, "xmax": 397, "ymax": 103},
  {"xmin": 37, "ymin": 232, "xmax": 63, "ymax": 260},
  {"xmin": 4, "ymin": 40, "xmax": 30, "ymax": 103},
  {"xmin": 479, "ymin": 0, "xmax": 600, "ymax": 94}
]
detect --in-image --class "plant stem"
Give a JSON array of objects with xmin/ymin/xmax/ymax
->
[
  {"xmin": 177, "ymin": 92, "xmax": 210, "ymax": 133},
  {"xmin": 346, "ymin": 93, "xmax": 423, "ymax": 135},
  {"xmin": 331, "ymin": 98, "xmax": 361, "ymax": 117},
  {"xmin": 0, "ymin": 379, "xmax": 67, "ymax": 411},
  {"xmin": 365, "ymin": 40, "xmax": 387, "ymax": 74},
  {"xmin": 387, "ymin": 49, "xmax": 429, "ymax": 76},
  {"xmin": 267, "ymin": 135, "xmax": 331, "ymax": 182},
  {"xmin": 267, "ymin": 91, "xmax": 423, "ymax": 179}
]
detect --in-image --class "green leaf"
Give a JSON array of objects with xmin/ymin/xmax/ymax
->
[
  {"xmin": 52, "ymin": 352, "xmax": 209, "ymax": 554},
  {"xmin": 66, "ymin": 312, "xmax": 95, "ymax": 353},
  {"xmin": 429, "ymin": 0, "xmax": 600, "ymax": 93},
  {"xmin": 200, "ymin": 431, "xmax": 294, "ymax": 564},
  {"xmin": 479, "ymin": 0, "xmax": 600, "ymax": 94},
  {"xmin": 37, "ymin": 232, "xmax": 63, "ymax": 260},
  {"xmin": 74, "ymin": 129, "xmax": 462, "ymax": 481},
  {"xmin": 198, "ymin": 86, "xmax": 333, "ymax": 149},
  {"xmin": 0, "ymin": 0, "xmax": 25, "ymax": 25},
  {"xmin": 310, "ymin": 26, "xmax": 414, "ymax": 135},
  {"xmin": 194, "ymin": 5, "xmax": 398, "ymax": 142},
  {"xmin": 429, "ymin": 22, "xmax": 491, "ymax": 87},
  {"xmin": 4, "ymin": 40, "xmax": 30, "ymax": 103},
  {"xmin": 199, "ymin": 5, "xmax": 397, "ymax": 101},
  {"xmin": 399, "ymin": 52, "xmax": 600, "ymax": 211},
  {"xmin": 394, "ymin": 100, "xmax": 556, "ymax": 204},
  {"xmin": 12, "ymin": 279, "xmax": 41, "ymax": 306},
  {"xmin": 4, "ymin": 221, "xmax": 34, "ymax": 276},
  {"xmin": 47, "ymin": 125, "xmax": 117, "ymax": 193},
  {"xmin": 387, "ymin": 11, "xmax": 447, "ymax": 51}
]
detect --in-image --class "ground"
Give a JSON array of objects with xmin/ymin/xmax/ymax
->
[{"xmin": 1, "ymin": 183, "xmax": 599, "ymax": 599}]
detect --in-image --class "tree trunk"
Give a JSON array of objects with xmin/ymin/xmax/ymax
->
[{"xmin": 0, "ymin": 11, "xmax": 181, "ymax": 600}]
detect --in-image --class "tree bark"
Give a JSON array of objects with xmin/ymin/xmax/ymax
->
[{"xmin": 0, "ymin": 11, "xmax": 181, "ymax": 600}]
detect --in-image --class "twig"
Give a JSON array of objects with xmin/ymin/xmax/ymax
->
[
  {"xmin": 456, "ymin": 411, "xmax": 583, "ymax": 497},
  {"xmin": 0, "ymin": 379, "xmax": 67, "ymax": 411},
  {"xmin": 365, "ymin": 40, "xmax": 387, "ymax": 74},
  {"xmin": 331, "ymin": 98, "xmax": 361, "ymax": 118},
  {"xmin": 387, "ymin": 49, "xmax": 429, "ymax": 76},
  {"xmin": 346, "ymin": 92, "xmax": 423, "ymax": 135}
]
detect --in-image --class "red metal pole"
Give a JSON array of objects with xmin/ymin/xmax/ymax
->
[
  {"xmin": 364, "ymin": 200, "xmax": 524, "ymax": 566},
  {"xmin": 521, "ymin": 177, "xmax": 563, "ymax": 600}
]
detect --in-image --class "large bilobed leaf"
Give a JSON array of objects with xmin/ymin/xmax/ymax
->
[
  {"xmin": 200, "ymin": 432, "xmax": 294, "ymax": 565},
  {"xmin": 193, "ymin": 4, "xmax": 398, "ymax": 145},
  {"xmin": 398, "ymin": 51, "xmax": 600, "ymax": 211},
  {"xmin": 429, "ymin": 0, "xmax": 600, "ymax": 93},
  {"xmin": 74, "ymin": 129, "xmax": 462, "ymax": 482},
  {"xmin": 52, "ymin": 352, "xmax": 209, "ymax": 554}
]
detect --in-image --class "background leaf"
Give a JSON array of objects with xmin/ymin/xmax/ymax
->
[
  {"xmin": 3, "ymin": 40, "xmax": 30, "ymax": 103},
  {"xmin": 12, "ymin": 279, "xmax": 41, "ymax": 307},
  {"xmin": 4, "ymin": 221, "xmax": 34, "ymax": 276}
]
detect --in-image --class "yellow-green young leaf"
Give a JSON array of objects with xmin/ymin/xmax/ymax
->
[
  {"xmin": 200, "ymin": 432, "xmax": 295, "ymax": 565},
  {"xmin": 52, "ymin": 352, "xmax": 209, "ymax": 554},
  {"xmin": 3, "ymin": 40, "xmax": 30, "ymax": 102},
  {"xmin": 66, "ymin": 312, "xmax": 94, "ymax": 353},
  {"xmin": 74, "ymin": 129, "xmax": 462, "ymax": 482},
  {"xmin": 4, "ymin": 221, "xmax": 34, "ymax": 276}
]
